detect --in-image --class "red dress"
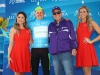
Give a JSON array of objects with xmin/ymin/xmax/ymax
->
[
  {"xmin": 10, "ymin": 28, "xmax": 31, "ymax": 72},
  {"xmin": 76, "ymin": 22, "xmax": 99, "ymax": 67}
]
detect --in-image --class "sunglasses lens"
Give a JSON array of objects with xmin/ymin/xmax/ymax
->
[
  {"xmin": 57, "ymin": 11, "xmax": 61, "ymax": 14},
  {"xmin": 53, "ymin": 11, "xmax": 61, "ymax": 15},
  {"xmin": 53, "ymin": 12, "xmax": 56, "ymax": 15}
]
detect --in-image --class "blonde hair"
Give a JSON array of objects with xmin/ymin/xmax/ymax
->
[
  {"xmin": 13, "ymin": 11, "xmax": 28, "ymax": 35},
  {"xmin": 77, "ymin": 6, "xmax": 92, "ymax": 30}
]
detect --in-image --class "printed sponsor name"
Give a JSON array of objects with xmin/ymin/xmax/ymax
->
[
  {"xmin": 52, "ymin": 0, "xmax": 68, "ymax": 1},
  {"xmin": 31, "ymin": 0, "xmax": 46, "ymax": 2},
  {"xmin": 98, "ymin": 12, "xmax": 100, "ymax": 16},
  {"xmin": 62, "ymin": 10, "xmax": 68, "ymax": 16},
  {"xmin": 8, "ymin": 13, "xmax": 17, "ymax": 19},
  {"xmin": 0, "ymin": 4, "xmax": 5, "ymax": 7},
  {"xmin": 0, "ymin": 69, "xmax": 3, "ymax": 72},
  {"xmin": 0, "ymin": 34, "xmax": 3, "ymax": 36},
  {"xmin": 0, "ymin": 51, "xmax": 4, "ymax": 54},
  {"xmin": 9, "ymin": 0, "xmax": 25, "ymax": 4}
]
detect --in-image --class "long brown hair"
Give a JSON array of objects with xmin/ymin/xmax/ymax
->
[
  {"xmin": 13, "ymin": 11, "xmax": 28, "ymax": 35},
  {"xmin": 77, "ymin": 6, "xmax": 92, "ymax": 30}
]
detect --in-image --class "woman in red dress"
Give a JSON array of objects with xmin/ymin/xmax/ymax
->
[
  {"xmin": 76, "ymin": 6, "xmax": 100, "ymax": 75},
  {"xmin": 8, "ymin": 12, "xmax": 32, "ymax": 75}
]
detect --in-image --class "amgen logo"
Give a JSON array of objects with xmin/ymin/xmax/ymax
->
[{"xmin": 9, "ymin": 0, "xmax": 25, "ymax": 4}]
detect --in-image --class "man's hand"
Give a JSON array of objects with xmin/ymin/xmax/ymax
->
[{"xmin": 72, "ymin": 49, "xmax": 77, "ymax": 56}]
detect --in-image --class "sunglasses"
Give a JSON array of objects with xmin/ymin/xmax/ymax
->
[{"xmin": 53, "ymin": 11, "xmax": 61, "ymax": 15}]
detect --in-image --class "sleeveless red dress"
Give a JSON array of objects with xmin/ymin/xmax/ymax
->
[
  {"xmin": 76, "ymin": 22, "xmax": 99, "ymax": 67},
  {"xmin": 10, "ymin": 28, "xmax": 31, "ymax": 72}
]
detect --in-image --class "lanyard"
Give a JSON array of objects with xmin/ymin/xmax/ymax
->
[{"xmin": 56, "ymin": 23, "xmax": 59, "ymax": 34}]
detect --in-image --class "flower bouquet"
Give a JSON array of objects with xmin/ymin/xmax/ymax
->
[{"xmin": 0, "ymin": 17, "xmax": 9, "ymax": 38}]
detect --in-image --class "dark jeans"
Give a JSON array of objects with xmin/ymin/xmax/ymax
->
[{"xmin": 31, "ymin": 48, "xmax": 49, "ymax": 75}]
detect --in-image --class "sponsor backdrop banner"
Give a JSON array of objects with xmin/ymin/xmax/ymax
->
[
  {"xmin": 2, "ymin": 0, "xmax": 100, "ymax": 75},
  {"xmin": 0, "ymin": 0, "xmax": 5, "ymax": 75}
]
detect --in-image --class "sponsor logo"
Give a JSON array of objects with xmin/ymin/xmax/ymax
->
[
  {"xmin": 26, "ymin": 31, "xmax": 29, "ymax": 33},
  {"xmin": 9, "ymin": 0, "xmax": 25, "ymax": 4},
  {"xmin": 74, "ymin": 10, "xmax": 78, "ymax": 16},
  {"xmin": 89, "ymin": 13, "xmax": 92, "ymax": 16},
  {"xmin": 0, "ymin": 51, "xmax": 4, "ymax": 54},
  {"xmin": 74, "ymin": 10, "xmax": 92, "ymax": 16},
  {"xmin": 39, "ymin": 59, "xmax": 53, "ymax": 66},
  {"xmin": 34, "ymin": 26, "xmax": 48, "ymax": 38},
  {"xmin": 0, "ymin": 69, "xmax": 3, "ymax": 72},
  {"xmin": 8, "ymin": 13, "xmax": 17, "ymax": 19},
  {"xmin": 52, "ymin": 0, "xmax": 68, "ymax": 2},
  {"xmin": 62, "ymin": 27, "xmax": 67, "ymax": 29},
  {"xmin": 31, "ymin": 0, "xmax": 46, "ymax": 2},
  {"xmin": 98, "ymin": 12, "xmax": 100, "ymax": 16},
  {"xmin": 30, "ymin": 11, "xmax": 46, "ymax": 19},
  {"xmin": 62, "ymin": 10, "xmax": 68, "ymax": 16},
  {"xmin": 82, "ymin": 0, "xmax": 84, "ymax": 4},
  {"xmin": 30, "ymin": 11, "xmax": 35, "ymax": 19},
  {"xmin": 0, "ymin": 4, "xmax": 6, "ymax": 7},
  {"xmin": 62, "ymin": 29, "xmax": 69, "ymax": 32},
  {"xmin": 0, "ymin": 34, "xmax": 3, "ymax": 36}
]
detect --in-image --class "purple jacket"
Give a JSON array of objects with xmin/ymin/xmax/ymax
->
[{"xmin": 48, "ymin": 18, "xmax": 77, "ymax": 55}]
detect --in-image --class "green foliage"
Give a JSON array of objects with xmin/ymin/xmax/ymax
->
[{"xmin": 0, "ymin": 18, "xmax": 9, "ymax": 28}]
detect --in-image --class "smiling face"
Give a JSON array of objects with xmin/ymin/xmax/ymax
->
[
  {"xmin": 17, "ymin": 14, "xmax": 25, "ymax": 26},
  {"xmin": 79, "ymin": 8, "xmax": 88, "ymax": 19},
  {"xmin": 35, "ymin": 10, "xmax": 44, "ymax": 20},
  {"xmin": 52, "ymin": 9, "xmax": 62, "ymax": 23}
]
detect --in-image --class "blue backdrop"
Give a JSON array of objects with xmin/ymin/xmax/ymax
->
[
  {"xmin": 0, "ymin": 0, "xmax": 5, "ymax": 75},
  {"xmin": 0, "ymin": 0, "xmax": 100, "ymax": 75}
]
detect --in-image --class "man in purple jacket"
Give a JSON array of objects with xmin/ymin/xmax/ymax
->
[{"xmin": 48, "ymin": 6, "xmax": 77, "ymax": 75}]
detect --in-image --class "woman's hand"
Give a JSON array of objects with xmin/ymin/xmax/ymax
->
[
  {"xmin": 83, "ymin": 37, "xmax": 93, "ymax": 44},
  {"xmin": 8, "ymin": 57, "xmax": 13, "ymax": 65}
]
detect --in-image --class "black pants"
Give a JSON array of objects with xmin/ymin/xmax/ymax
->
[{"xmin": 31, "ymin": 48, "xmax": 49, "ymax": 75}]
